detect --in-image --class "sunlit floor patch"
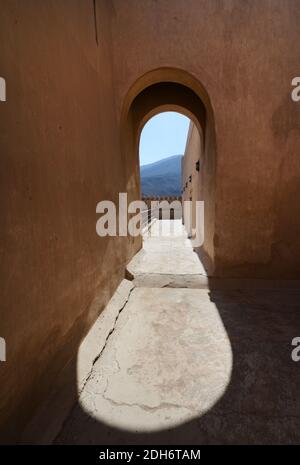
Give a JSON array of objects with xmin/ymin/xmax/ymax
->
[
  {"xmin": 77, "ymin": 287, "xmax": 232, "ymax": 432},
  {"xmin": 128, "ymin": 219, "xmax": 207, "ymax": 276},
  {"xmin": 56, "ymin": 222, "xmax": 300, "ymax": 444}
]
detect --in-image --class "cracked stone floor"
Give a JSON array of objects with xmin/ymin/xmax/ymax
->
[{"xmin": 56, "ymin": 220, "xmax": 300, "ymax": 444}]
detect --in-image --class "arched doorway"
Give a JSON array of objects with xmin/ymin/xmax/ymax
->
[
  {"xmin": 121, "ymin": 68, "xmax": 217, "ymax": 274},
  {"xmin": 139, "ymin": 111, "xmax": 190, "ymax": 233}
]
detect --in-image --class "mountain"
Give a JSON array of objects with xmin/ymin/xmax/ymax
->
[{"xmin": 140, "ymin": 154, "xmax": 182, "ymax": 196}]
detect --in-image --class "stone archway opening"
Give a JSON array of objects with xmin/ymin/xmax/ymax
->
[
  {"xmin": 138, "ymin": 111, "xmax": 190, "ymax": 235},
  {"xmin": 57, "ymin": 69, "xmax": 226, "ymax": 441},
  {"xmin": 120, "ymin": 68, "xmax": 217, "ymax": 275}
]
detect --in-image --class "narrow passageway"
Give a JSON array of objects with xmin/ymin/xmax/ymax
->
[
  {"xmin": 128, "ymin": 219, "xmax": 207, "ymax": 286},
  {"xmin": 56, "ymin": 220, "xmax": 300, "ymax": 444}
]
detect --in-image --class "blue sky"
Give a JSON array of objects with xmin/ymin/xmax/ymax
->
[{"xmin": 139, "ymin": 112, "xmax": 190, "ymax": 166}]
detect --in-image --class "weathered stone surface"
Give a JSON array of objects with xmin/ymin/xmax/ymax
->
[
  {"xmin": 132, "ymin": 273, "xmax": 209, "ymax": 288},
  {"xmin": 20, "ymin": 279, "xmax": 134, "ymax": 445},
  {"xmin": 57, "ymin": 287, "xmax": 232, "ymax": 442},
  {"xmin": 56, "ymin": 222, "xmax": 300, "ymax": 445},
  {"xmin": 77, "ymin": 279, "xmax": 134, "ymax": 392},
  {"xmin": 57, "ymin": 284, "xmax": 300, "ymax": 445},
  {"xmin": 127, "ymin": 220, "xmax": 207, "ymax": 277}
]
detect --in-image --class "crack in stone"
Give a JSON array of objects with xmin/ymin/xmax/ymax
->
[
  {"xmin": 102, "ymin": 394, "xmax": 195, "ymax": 414},
  {"xmin": 78, "ymin": 285, "xmax": 135, "ymax": 395},
  {"xmin": 54, "ymin": 285, "xmax": 135, "ymax": 442}
]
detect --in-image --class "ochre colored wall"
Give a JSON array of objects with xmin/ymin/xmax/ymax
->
[
  {"xmin": 111, "ymin": 0, "xmax": 300, "ymax": 278},
  {"xmin": 1, "ymin": 0, "xmax": 300, "ymax": 444},
  {"xmin": 0, "ymin": 0, "xmax": 139, "ymax": 443},
  {"xmin": 182, "ymin": 122, "xmax": 202, "ymax": 234}
]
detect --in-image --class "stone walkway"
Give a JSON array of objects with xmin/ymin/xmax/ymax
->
[{"xmin": 56, "ymin": 220, "xmax": 300, "ymax": 444}]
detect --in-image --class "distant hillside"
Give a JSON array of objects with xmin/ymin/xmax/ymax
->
[{"xmin": 140, "ymin": 155, "xmax": 182, "ymax": 196}]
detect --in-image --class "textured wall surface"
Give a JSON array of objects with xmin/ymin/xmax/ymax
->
[
  {"xmin": 111, "ymin": 0, "xmax": 300, "ymax": 277},
  {"xmin": 182, "ymin": 122, "xmax": 202, "ymax": 233},
  {"xmin": 1, "ymin": 0, "xmax": 300, "ymax": 443},
  {"xmin": 0, "ymin": 0, "xmax": 138, "ymax": 443}
]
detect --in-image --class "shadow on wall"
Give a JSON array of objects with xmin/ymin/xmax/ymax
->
[{"xmin": 54, "ymin": 280, "xmax": 300, "ymax": 445}]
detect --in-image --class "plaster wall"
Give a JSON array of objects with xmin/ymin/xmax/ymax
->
[
  {"xmin": 0, "ymin": 0, "xmax": 139, "ymax": 443},
  {"xmin": 1, "ymin": 0, "xmax": 300, "ymax": 444},
  {"xmin": 182, "ymin": 122, "xmax": 203, "ymax": 235},
  {"xmin": 111, "ymin": 0, "xmax": 300, "ymax": 277}
]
